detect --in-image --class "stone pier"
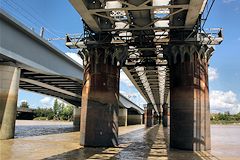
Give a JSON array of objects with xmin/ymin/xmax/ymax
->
[
  {"xmin": 0, "ymin": 65, "xmax": 21, "ymax": 140},
  {"xmin": 119, "ymin": 108, "xmax": 127, "ymax": 126},
  {"xmin": 153, "ymin": 112, "xmax": 159, "ymax": 125},
  {"xmin": 80, "ymin": 47, "xmax": 126, "ymax": 147},
  {"xmin": 162, "ymin": 103, "xmax": 168, "ymax": 127},
  {"xmin": 73, "ymin": 107, "xmax": 81, "ymax": 129},
  {"xmin": 170, "ymin": 45, "xmax": 211, "ymax": 151},
  {"xmin": 127, "ymin": 108, "xmax": 143, "ymax": 125},
  {"xmin": 145, "ymin": 103, "xmax": 153, "ymax": 127}
]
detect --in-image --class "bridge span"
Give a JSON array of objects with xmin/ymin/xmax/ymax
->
[
  {"xmin": 68, "ymin": 0, "xmax": 223, "ymax": 151},
  {"xmin": 0, "ymin": 9, "xmax": 144, "ymax": 140},
  {"xmin": 0, "ymin": 0, "xmax": 223, "ymax": 152}
]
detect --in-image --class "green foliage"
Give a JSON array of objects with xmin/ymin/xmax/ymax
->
[
  {"xmin": 53, "ymin": 99, "xmax": 60, "ymax": 118},
  {"xmin": 33, "ymin": 99, "xmax": 74, "ymax": 121},
  {"xmin": 20, "ymin": 101, "xmax": 29, "ymax": 108},
  {"xmin": 211, "ymin": 112, "xmax": 240, "ymax": 124},
  {"xmin": 34, "ymin": 107, "xmax": 54, "ymax": 120},
  {"xmin": 60, "ymin": 105, "xmax": 73, "ymax": 120}
]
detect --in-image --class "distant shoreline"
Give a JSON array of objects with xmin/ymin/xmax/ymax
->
[
  {"xmin": 15, "ymin": 120, "xmax": 73, "ymax": 126},
  {"xmin": 16, "ymin": 119, "xmax": 240, "ymax": 126},
  {"xmin": 211, "ymin": 120, "xmax": 240, "ymax": 125}
]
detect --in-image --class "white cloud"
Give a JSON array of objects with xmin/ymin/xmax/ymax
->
[
  {"xmin": 120, "ymin": 70, "xmax": 147, "ymax": 108},
  {"xmin": 65, "ymin": 52, "xmax": 83, "ymax": 65},
  {"xmin": 210, "ymin": 90, "xmax": 240, "ymax": 114},
  {"xmin": 39, "ymin": 97, "xmax": 70, "ymax": 108},
  {"xmin": 208, "ymin": 67, "xmax": 218, "ymax": 81},
  {"xmin": 57, "ymin": 99, "xmax": 69, "ymax": 106},
  {"xmin": 40, "ymin": 97, "xmax": 54, "ymax": 108},
  {"xmin": 223, "ymin": 0, "xmax": 236, "ymax": 3},
  {"xmin": 20, "ymin": 100, "xmax": 27, "ymax": 103},
  {"xmin": 120, "ymin": 70, "xmax": 134, "ymax": 87},
  {"xmin": 223, "ymin": 0, "xmax": 240, "ymax": 13}
]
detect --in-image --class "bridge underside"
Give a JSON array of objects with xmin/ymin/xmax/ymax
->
[
  {"xmin": 0, "ymin": 0, "xmax": 223, "ymax": 152},
  {"xmin": 0, "ymin": 10, "xmax": 143, "ymax": 143},
  {"xmin": 68, "ymin": 0, "xmax": 223, "ymax": 151},
  {"xmin": 20, "ymin": 69, "xmax": 82, "ymax": 106}
]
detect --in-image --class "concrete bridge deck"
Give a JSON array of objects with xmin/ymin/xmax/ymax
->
[
  {"xmin": 0, "ymin": 8, "xmax": 145, "ymax": 143},
  {"xmin": 0, "ymin": 9, "xmax": 143, "ymax": 114}
]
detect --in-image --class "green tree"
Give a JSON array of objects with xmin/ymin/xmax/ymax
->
[
  {"xmin": 46, "ymin": 108, "xmax": 54, "ymax": 120},
  {"xmin": 20, "ymin": 101, "xmax": 29, "ymax": 108},
  {"xmin": 34, "ymin": 107, "xmax": 54, "ymax": 120},
  {"xmin": 34, "ymin": 98, "xmax": 74, "ymax": 121},
  {"xmin": 53, "ymin": 99, "xmax": 61, "ymax": 120},
  {"xmin": 61, "ymin": 105, "xmax": 73, "ymax": 120}
]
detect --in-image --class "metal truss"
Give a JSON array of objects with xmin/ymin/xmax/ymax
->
[{"xmin": 66, "ymin": 0, "xmax": 223, "ymax": 113}]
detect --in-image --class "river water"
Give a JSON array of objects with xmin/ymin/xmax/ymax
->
[
  {"xmin": 1, "ymin": 120, "xmax": 239, "ymax": 160},
  {"xmin": 15, "ymin": 120, "xmax": 78, "ymax": 138}
]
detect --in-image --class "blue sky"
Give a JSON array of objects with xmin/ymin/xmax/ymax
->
[{"xmin": 1, "ymin": 0, "xmax": 239, "ymax": 113}]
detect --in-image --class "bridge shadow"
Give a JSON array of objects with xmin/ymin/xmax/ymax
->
[
  {"xmin": 43, "ymin": 125, "xmax": 220, "ymax": 160},
  {"xmin": 42, "ymin": 127, "xmax": 146, "ymax": 160},
  {"xmin": 41, "ymin": 126, "xmax": 156, "ymax": 159},
  {"xmin": 147, "ymin": 125, "xmax": 220, "ymax": 160}
]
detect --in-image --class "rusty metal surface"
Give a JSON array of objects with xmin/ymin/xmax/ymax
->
[
  {"xmin": 80, "ymin": 48, "xmax": 120, "ymax": 147},
  {"xmin": 170, "ymin": 48, "xmax": 210, "ymax": 151},
  {"xmin": 145, "ymin": 104, "xmax": 154, "ymax": 127}
]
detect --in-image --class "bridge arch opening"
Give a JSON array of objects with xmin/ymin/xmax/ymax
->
[
  {"xmin": 184, "ymin": 52, "xmax": 190, "ymax": 62},
  {"xmin": 176, "ymin": 53, "xmax": 181, "ymax": 64}
]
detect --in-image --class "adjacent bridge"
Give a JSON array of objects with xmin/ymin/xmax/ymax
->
[{"xmin": 0, "ymin": 9, "xmax": 143, "ymax": 140}]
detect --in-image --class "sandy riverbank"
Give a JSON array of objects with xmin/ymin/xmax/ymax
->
[{"xmin": 15, "ymin": 120, "xmax": 73, "ymax": 126}]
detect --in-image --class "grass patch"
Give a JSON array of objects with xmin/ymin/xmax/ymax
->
[{"xmin": 33, "ymin": 117, "xmax": 48, "ymax": 120}]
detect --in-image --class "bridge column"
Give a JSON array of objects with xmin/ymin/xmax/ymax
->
[
  {"xmin": 157, "ymin": 104, "xmax": 161, "ymax": 125},
  {"xmin": 169, "ymin": 45, "xmax": 211, "ymax": 151},
  {"xmin": 142, "ymin": 113, "xmax": 145, "ymax": 124},
  {"xmin": 158, "ymin": 114, "xmax": 162, "ymax": 125},
  {"xmin": 73, "ymin": 107, "xmax": 81, "ymax": 129},
  {"xmin": 0, "ymin": 64, "xmax": 20, "ymax": 140},
  {"xmin": 145, "ymin": 103, "xmax": 153, "ymax": 127},
  {"xmin": 80, "ymin": 47, "xmax": 127, "ymax": 147},
  {"xmin": 127, "ymin": 110, "xmax": 142, "ymax": 125},
  {"xmin": 162, "ymin": 103, "xmax": 168, "ymax": 127},
  {"xmin": 153, "ymin": 112, "xmax": 158, "ymax": 125},
  {"xmin": 141, "ymin": 114, "xmax": 143, "ymax": 124},
  {"xmin": 118, "ymin": 108, "xmax": 127, "ymax": 126}
]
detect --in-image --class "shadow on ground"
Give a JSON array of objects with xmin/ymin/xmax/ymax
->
[{"xmin": 43, "ymin": 125, "xmax": 220, "ymax": 160}]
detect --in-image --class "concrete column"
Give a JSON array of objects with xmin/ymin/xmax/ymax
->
[
  {"xmin": 118, "ymin": 108, "xmax": 127, "ymax": 126},
  {"xmin": 145, "ymin": 103, "xmax": 153, "ymax": 127},
  {"xmin": 0, "ymin": 65, "xmax": 20, "ymax": 140},
  {"xmin": 162, "ymin": 103, "xmax": 168, "ymax": 127},
  {"xmin": 142, "ymin": 114, "xmax": 144, "ymax": 124},
  {"xmin": 157, "ymin": 104, "xmax": 161, "ymax": 125},
  {"xmin": 127, "ymin": 114, "xmax": 142, "ymax": 125},
  {"xmin": 73, "ymin": 107, "xmax": 81, "ymax": 130},
  {"xmin": 170, "ymin": 45, "xmax": 210, "ymax": 151},
  {"xmin": 141, "ymin": 114, "xmax": 143, "ymax": 124},
  {"xmin": 127, "ymin": 108, "xmax": 142, "ymax": 125},
  {"xmin": 153, "ymin": 112, "xmax": 158, "ymax": 125},
  {"xmin": 158, "ymin": 112, "xmax": 162, "ymax": 125},
  {"xmin": 80, "ymin": 48, "xmax": 120, "ymax": 147}
]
